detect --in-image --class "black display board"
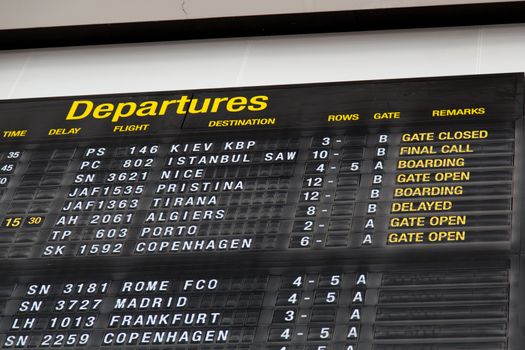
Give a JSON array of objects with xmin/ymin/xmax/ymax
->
[{"xmin": 0, "ymin": 73, "xmax": 521, "ymax": 349}]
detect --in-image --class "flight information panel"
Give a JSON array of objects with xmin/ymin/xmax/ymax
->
[{"xmin": 0, "ymin": 73, "xmax": 522, "ymax": 349}]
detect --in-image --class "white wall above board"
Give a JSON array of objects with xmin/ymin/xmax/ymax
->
[
  {"xmin": 0, "ymin": 24, "xmax": 524, "ymax": 100},
  {"xmin": 0, "ymin": 0, "xmax": 516, "ymax": 30}
]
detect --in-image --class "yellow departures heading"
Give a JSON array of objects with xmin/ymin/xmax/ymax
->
[{"xmin": 66, "ymin": 95, "xmax": 269, "ymax": 122}]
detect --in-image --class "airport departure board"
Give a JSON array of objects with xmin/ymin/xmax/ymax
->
[{"xmin": 0, "ymin": 74, "xmax": 521, "ymax": 349}]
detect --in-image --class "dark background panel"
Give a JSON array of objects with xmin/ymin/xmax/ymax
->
[{"xmin": 0, "ymin": 74, "xmax": 519, "ymax": 142}]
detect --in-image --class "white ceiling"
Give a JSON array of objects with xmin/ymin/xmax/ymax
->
[{"xmin": 0, "ymin": 0, "xmax": 517, "ymax": 30}]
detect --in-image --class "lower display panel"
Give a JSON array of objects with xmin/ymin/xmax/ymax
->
[{"xmin": 0, "ymin": 259, "xmax": 514, "ymax": 349}]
